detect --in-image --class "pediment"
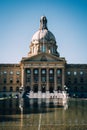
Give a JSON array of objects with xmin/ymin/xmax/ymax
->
[{"xmin": 21, "ymin": 53, "xmax": 65, "ymax": 63}]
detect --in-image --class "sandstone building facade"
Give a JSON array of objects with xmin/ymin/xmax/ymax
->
[{"xmin": 0, "ymin": 16, "xmax": 87, "ymax": 97}]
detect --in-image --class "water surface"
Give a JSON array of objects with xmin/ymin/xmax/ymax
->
[{"xmin": 0, "ymin": 98, "xmax": 87, "ymax": 130}]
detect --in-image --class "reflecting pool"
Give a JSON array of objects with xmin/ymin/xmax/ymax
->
[{"xmin": 0, "ymin": 98, "xmax": 87, "ymax": 130}]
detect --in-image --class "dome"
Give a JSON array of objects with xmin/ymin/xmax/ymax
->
[
  {"xmin": 28, "ymin": 16, "xmax": 59, "ymax": 57},
  {"xmin": 31, "ymin": 29, "xmax": 56, "ymax": 44}
]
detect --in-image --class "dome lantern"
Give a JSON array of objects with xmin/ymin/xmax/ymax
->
[{"xmin": 40, "ymin": 16, "xmax": 48, "ymax": 30}]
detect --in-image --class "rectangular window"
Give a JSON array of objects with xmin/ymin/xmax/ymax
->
[
  {"xmin": 74, "ymin": 71, "xmax": 77, "ymax": 75},
  {"xmin": 67, "ymin": 71, "xmax": 71, "ymax": 75},
  {"xmin": 41, "ymin": 76, "xmax": 46, "ymax": 82},
  {"xmin": 80, "ymin": 71, "xmax": 83, "ymax": 75},
  {"xmin": 57, "ymin": 69, "xmax": 61, "ymax": 75},
  {"xmin": 10, "ymin": 78, "xmax": 13, "ymax": 83},
  {"xmin": 4, "ymin": 71, "xmax": 7, "ymax": 74},
  {"xmin": 16, "ymin": 71, "xmax": 20, "ymax": 75},
  {"xmin": 10, "ymin": 71, "xmax": 13, "ymax": 75},
  {"xmin": 3, "ymin": 78, "xmax": 6, "ymax": 84},
  {"xmin": 26, "ymin": 77, "xmax": 31, "ymax": 82},
  {"xmin": 34, "ymin": 76, "xmax": 38, "ymax": 82},
  {"xmin": 57, "ymin": 77, "xmax": 61, "ymax": 83},
  {"xmin": 16, "ymin": 79, "xmax": 19, "ymax": 83},
  {"xmin": 49, "ymin": 76, "xmax": 54, "ymax": 83},
  {"xmin": 10, "ymin": 86, "xmax": 13, "ymax": 92}
]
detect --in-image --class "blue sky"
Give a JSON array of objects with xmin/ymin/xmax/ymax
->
[{"xmin": 0, "ymin": 0, "xmax": 87, "ymax": 63}]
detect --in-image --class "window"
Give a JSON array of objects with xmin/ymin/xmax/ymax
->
[
  {"xmin": 3, "ymin": 78, "xmax": 6, "ymax": 83},
  {"xmin": 57, "ymin": 77, "xmax": 61, "ymax": 83},
  {"xmin": 40, "ymin": 45, "xmax": 43, "ymax": 52},
  {"xmin": 10, "ymin": 86, "xmax": 13, "ymax": 92},
  {"xmin": 67, "ymin": 71, "xmax": 71, "ymax": 75},
  {"xmin": 34, "ymin": 77, "xmax": 38, "ymax": 82},
  {"xmin": 57, "ymin": 69, "xmax": 61, "ymax": 75},
  {"xmin": 68, "ymin": 78, "xmax": 71, "ymax": 84},
  {"xmin": 43, "ymin": 45, "xmax": 46, "ymax": 52},
  {"xmin": 10, "ymin": 71, "xmax": 13, "ymax": 75},
  {"xmin": 41, "ymin": 77, "xmax": 46, "ymax": 82},
  {"xmin": 26, "ymin": 77, "xmax": 31, "ymax": 82},
  {"xmin": 74, "ymin": 78, "xmax": 77, "ymax": 83},
  {"xmin": 0, "ymin": 72, "xmax": 3, "ymax": 75},
  {"xmin": 3, "ymin": 86, "xmax": 6, "ymax": 92},
  {"xmin": 27, "ymin": 69, "xmax": 31, "ymax": 74},
  {"xmin": 16, "ymin": 71, "xmax": 20, "ymax": 75},
  {"xmin": 10, "ymin": 78, "xmax": 13, "ymax": 83},
  {"xmin": 74, "ymin": 71, "xmax": 77, "ymax": 75},
  {"xmin": 41, "ymin": 69, "xmax": 46, "ymax": 74},
  {"xmin": 16, "ymin": 79, "xmax": 19, "ymax": 83},
  {"xmin": 34, "ymin": 69, "xmax": 38, "ymax": 74},
  {"xmin": 49, "ymin": 76, "xmax": 54, "ymax": 82},
  {"xmin": 49, "ymin": 69, "xmax": 54, "ymax": 74},
  {"xmin": 80, "ymin": 71, "xmax": 83, "ymax": 75},
  {"xmin": 16, "ymin": 87, "xmax": 19, "ymax": 92},
  {"xmin": 74, "ymin": 86, "xmax": 78, "ymax": 92},
  {"xmin": 4, "ymin": 71, "xmax": 7, "ymax": 74},
  {"xmin": 80, "ymin": 77, "xmax": 84, "ymax": 83}
]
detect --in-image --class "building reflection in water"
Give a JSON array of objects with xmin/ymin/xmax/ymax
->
[{"xmin": 1, "ymin": 97, "xmax": 87, "ymax": 130}]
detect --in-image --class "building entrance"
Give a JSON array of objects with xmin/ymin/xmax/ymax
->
[
  {"xmin": 49, "ymin": 84, "xmax": 54, "ymax": 93},
  {"xmin": 41, "ymin": 84, "xmax": 46, "ymax": 93},
  {"xmin": 33, "ymin": 84, "xmax": 38, "ymax": 93}
]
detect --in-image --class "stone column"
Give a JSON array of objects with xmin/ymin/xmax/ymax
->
[
  {"xmin": 31, "ymin": 68, "xmax": 33, "ymax": 91},
  {"xmin": 39, "ymin": 68, "xmax": 41, "ymax": 91},
  {"xmin": 46, "ymin": 68, "xmax": 49, "ymax": 91},
  {"xmin": 62, "ymin": 68, "xmax": 65, "ymax": 91},
  {"xmin": 54, "ymin": 68, "xmax": 57, "ymax": 91}
]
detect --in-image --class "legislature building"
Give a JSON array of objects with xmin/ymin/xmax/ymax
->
[{"xmin": 0, "ymin": 16, "xmax": 87, "ymax": 98}]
